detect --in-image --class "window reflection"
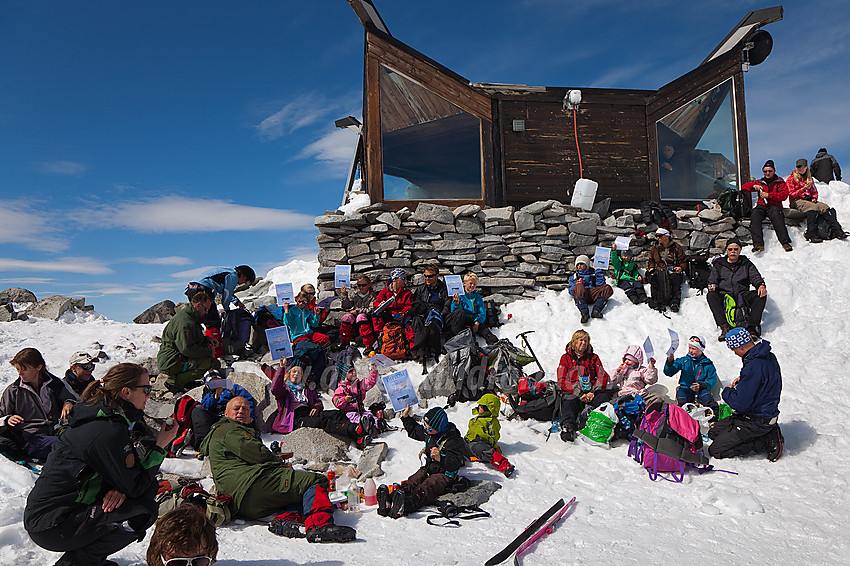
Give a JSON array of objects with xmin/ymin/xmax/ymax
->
[
  {"xmin": 379, "ymin": 65, "xmax": 483, "ymax": 200},
  {"xmin": 656, "ymin": 79, "xmax": 737, "ymax": 200}
]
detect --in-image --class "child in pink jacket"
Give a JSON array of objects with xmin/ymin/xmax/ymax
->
[
  {"xmin": 332, "ymin": 362, "xmax": 383, "ymax": 434},
  {"xmin": 611, "ymin": 345, "xmax": 657, "ymax": 398}
]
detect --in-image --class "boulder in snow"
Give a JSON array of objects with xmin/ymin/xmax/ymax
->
[{"xmin": 133, "ymin": 300, "xmax": 176, "ymax": 324}]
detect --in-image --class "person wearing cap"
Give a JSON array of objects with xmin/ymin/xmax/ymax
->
[
  {"xmin": 741, "ymin": 160, "xmax": 793, "ymax": 252},
  {"xmin": 664, "ymin": 335, "xmax": 719, "ymax": 414},
  {"xmin": 380, "ymin": 405, "xmax": 466, "ymax": 518},
  {"xmin": 568, "ymin": 255, "xmax": 614, "ymax": 323},
  {"xmin": 157, "ymin": 291, "xmax": 222, "ymax": 392},
  {"xmin": 609, "ymin": 242, "xmax": 647, "ymax": 305},
  {"xmin": 706, "ymin": 238, "xmax": 767, "ymax": 340},
  {"xmin": 372, "ymin": 268, "xmax": 413, "ymax": 333},
  {"xmin": 200, "ymin": 397, "xmax": 356, "ymax": 542},
  {"xmin": 189, "ymin": 369, "xmax": 256, "ymax": 450},
  {"xmin": 708, "ymin": 327, "xmax": 783, "ymax": 461},
  {"xmin": 810, "ymin": 148, "xmax": 841, "ymax": 183},
  {"xmin": 786, "ymin": 158, "xmax": 846, "ymax": 242},
  {"xmin": 647, "ymin": 227, "xmax": 686, "ymax": 312},
  {"xmin": 63, "ymin": 351, "xmax": 99, "ymax": 399}
]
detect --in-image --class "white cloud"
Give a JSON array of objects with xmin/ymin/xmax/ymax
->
[
  {"xmin": 255, "ymin": 96, "xmax": 333, "ymax": 140},
  {"xmin": 122, "ymin": 256, "xmax": 192, "ymax": 265},
  {"xmin": 82, "ymin": 197, "xmax": 315, "ymax": 233},
  {"xmin": 0, "ymin": 257, "xmax": 113, "ymax": 275},
  {"xmin": 297, "ymin": 128, "xmax": 359, "ymax": 173},
  {"xmin": 0, "ymin": 277, "xmax": 55, "ymax": 285},
  {"xmin": 39, "ymin": 160, "xmax": 87, "ymax": 175},
  {"xmin": 169, "ymin": 266, "xmax": 216, "ymax": 280},
  {"xmin": 0, "ymin": 203, "xmax": 68, "ymax": 252}
]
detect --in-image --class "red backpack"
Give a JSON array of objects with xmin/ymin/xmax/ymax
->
[{"xmin": 380, "ymin": 321, "xmax": 408, "ymax": 360}]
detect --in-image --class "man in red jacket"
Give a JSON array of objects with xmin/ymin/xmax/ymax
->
[{"xmin": 741, "ymin": 160, "xmax": 792, "ymax": 252}]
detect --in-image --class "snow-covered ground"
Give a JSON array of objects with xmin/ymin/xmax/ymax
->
[{"xmin": 2, "ymin": 181, "xmax": 849, "ymax": 565}]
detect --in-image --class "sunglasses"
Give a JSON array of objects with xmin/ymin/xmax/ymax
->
[
  {"xmin": 424, "ymin": 273, "xmax": 437, "ymax": 279},
  {"xmin": 762, "ymin": 169, "xmax": 774, "ymax": 173},
  {"xmin": 78, "ymin": 363, "xmax": 95, "ymax": 371},
  {"xmin": 134, "ymin": 384, "xmax": 153, "ymax": 395},
  {"xmin": 357, "ymin": 283, "xmax": 370, "ymax": 288},
  {"xmin": 797, "ymin": 165, "xmax": 807, "ymax": 169},
  {"xmin": 727, "ymin": 247, "xmax": 741, "ymax": 252},
  {"xmin": 162, "ymin": 557, "xmax": 212, "ymax": 566}
]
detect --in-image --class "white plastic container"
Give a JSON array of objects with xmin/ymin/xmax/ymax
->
[
  {"xmin": 571, "ymin": 178, "xmax": 598, "ymax": 211},
  {"xmin": 347, "ymin": 480, "xmax": 360, "ymax": 513}
]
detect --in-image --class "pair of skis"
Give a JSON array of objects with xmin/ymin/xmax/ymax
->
[{"xmin": 484, "ymin": 497, "xmax": 576, "ymax": 566}]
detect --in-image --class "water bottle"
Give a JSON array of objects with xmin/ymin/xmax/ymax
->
[
  {"xmin": 347, "ymin": 480, "xmax": 360, "ymax": 513},
  {"xmin": 364, "ymin": 476, "xmax": 377, "ymax": 506}
]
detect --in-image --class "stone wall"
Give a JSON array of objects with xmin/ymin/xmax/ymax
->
[{"xmin": 313, "ymin": 200, "xmax": 759, "ymax": 305}]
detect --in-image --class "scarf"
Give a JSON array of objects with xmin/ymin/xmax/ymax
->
[{"xmin": 287, "ymin": 381, "xmax": 308, "ymax": 404}]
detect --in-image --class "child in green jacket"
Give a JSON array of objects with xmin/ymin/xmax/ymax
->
[
  {"xmin": 464, "ymin": 393, "xmax": 515, "ymax": 477},
  {"xmin": 610, "ymin": 244, "xmax": 647, "ymax": 305}
]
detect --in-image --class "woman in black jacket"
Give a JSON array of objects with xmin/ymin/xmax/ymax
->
[{"xmin": 24, "ymin": 363, "xmax": 178, "ymax": 566}]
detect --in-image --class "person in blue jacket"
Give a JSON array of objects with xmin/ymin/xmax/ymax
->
[
  {"xmin": 568, "ymin": 255, "xmax": 614, "ymax": 323},
  {"xmin": 445, "ymin": 272, "xmax": 498, "ymax": 344},
  {"xmin": 186, "ymin": 266, "xmax": 255, "ymax": 328},
  {"xmin": 190, "ymin": 369, "xmax": 257, "ymax": 449},
  {"xmin": 664, "ymin": 335, "xmax": 719, "ymax": 414},
  {"xmin": 709, "ymin": 327, "xmax": 783, "ymax": 461}
]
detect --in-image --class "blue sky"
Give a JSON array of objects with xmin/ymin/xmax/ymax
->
[{"xmin": 1, "ymin": 0, "xmax": 847, "ymax": 322}]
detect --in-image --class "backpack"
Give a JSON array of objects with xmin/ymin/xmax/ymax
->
[
  {"xmin": 380, "ymin": 321, "xmax": 408, "ymax": 360},
  {"xmin": 649, "ymin": 268, "xmax": 673, "ymax": 308},
  {"xmin": 716, "ymin": 188, "xmax": 751, "ymax": 221},
  {"xmin": 444, "ymin": 331, "xmax": 489, "ymax": 406},
  {"xmin": 640, "ymin": 200, "xmax": 678, "ymax": 230},
  {"xmin": 723, "ymin": 293, "xmax": 749, "ymax": 327},
  {"xmin": 685, "ymin": 253, "xmax": 711, "ymax": 292},
  {"xmin": 155, "ymin": 479, "xmax": 233, "ymax": 526},
  {"xmin": 507, "ymin": 379, "xmax": 558, "ymax": 422},
  {"xmin": 628, "ymin": 403, "xmax": 709, "ymax": 482},
  {"xmin": 816, "ymin": 208, "xmax": 844, "ymax": 240},
  {"xmin": 222, "ymin": 309, "xmax": 253, "ymax": 355},
  {"xmin": 484, "ymin": 300, "xmax": 502, "ymax": 329},
  {"xmin": 485, "ymin": 339, "xmax": 537, "ymax": 394},
  {"xmin": 611, "ymin": 393, "xmax": 647, "ymax": 440}
]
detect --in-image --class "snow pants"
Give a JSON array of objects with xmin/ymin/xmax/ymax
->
[
  {"xmin": 27, "ymin": 497, "xmax": 157, "ymax": 566},
  {"xmin": 749, "ymin": 205, "xmax": 791, "ymax": 247},
  {"xmin": 676, "ymin": 386, "xmax": 719, "ymax": 413},
  {"xmin": 572, "ymin": 280, "xmax": 613, "ymax": 316},
  {"xmin": 237, "ymin": 467, "xmax": 331, "ymax": 524},
  {"xmin": 708, "ymin": 414, "xmax": 775, "ymax": 459},
  {"xmin": 558, "ymin": 390, "xmax": 613, "ymax": 427},
  {"xmin": 467, "ymin": 439, "xmax": 513, "ymax": 473},
  {"xmin": 402, "ymin": 468, "xmax": 455, "ymax": 507},
  {"xmin": 340, "ymin": 313, "xmax": 376, "ymax": 347},
  {"xmin": 618, "ymin": 280, "xmax": 647, "ymax": 304}
]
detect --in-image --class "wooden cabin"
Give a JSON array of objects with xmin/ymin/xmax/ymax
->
[{"xmin": 345, "ymin": 1, "xmax": 782, "ymax": 210}]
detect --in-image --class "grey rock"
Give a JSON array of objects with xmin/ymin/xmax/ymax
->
[
  {"xmin": 520, "ymin": 201, "xmax": 554, "ymax": 215},
  {"xmin": 411, "ymin": 203, "xmax": 454, "ymax": 224},
  {"xmin": 417, "ymin": 355, "xmax": 457, "ymax": 399},
  {"xmin": 318, "ymin": 248, "xmax": 347, "ymax": 263},
  {"xmin": 133, "ymin": 300, "xmax": 176, "ymax": 324},
  {"xmin": 370, "ymin": 240, "xmax": 400, "ymax": 253},
  {"xmin": 278, "ymin": 427, "xmax": 350, "ymax": 463},
  {"xmin": 410, "ymin": 233, "xmax": 442, "ymax": 241},
  {"xmin": 697, "ymin": 209, "xmax": 724, "ymax": 221},
  {"xmin": 482, "ymin": 206, "xmax": 515, "ymax": 222},
  {"xmin": 603, "ymin": 215, "xmax": 618, "ymax": 227},
  {"xmin": 486, "ymin": 225, "xmax": 515, "ymax": 235},
  {"xmin": 348, "ymin": 243, "xmax": 371, "ymax": 257},
  {"xmin": 139, "ymin": 356, "xmax": 160, "ymax": 377},
  {"xmin": 478, "ymin": 276, "xmax": 535, "ymax": 287},
  {"xmin": 568, "ymin": 233, "xmax": 597, "ymax": 247},
  {"xmin": 361, "ymin": 224, "xmax": 390, "ymax": 234},
  {"xmin": 315, "ymin": 214, "xmax": 367, "ymax": 226},
  {"xmin": 569, "ymin": 219, "xmax": 598, "ymax": 236},
  {"xmin": 357, "ymin": 442, "xmax": 388, "ymax": 479},
  {"xmin": 518, "ymin": 262, "xmax": 550, "ymax": 275},
  {"xmin": 435, "ymin": 480, "xmax": 502, "ymax": 508},
  {"xmin": 453, "ymin": 204, "xmax": 481, "ymax": 217},
  {"xmin": 26, "ymin": 295, "xmax": 74, "ymax": 320},
  {"xmin": 0, "ymin": 288, "xmax": 37, "ymax": 304},
  {"xmin": 546, "ymin": 225, "xmax": 569, "ymax": 237},
  {"xmin": 425, "ymin": 222, "xmax": 456, "ymax": 234},
  {"xmin": 615, "ymin": 215, "xmax": 635, "ymax": 228},
  {"xmin": 689, "ymin": 231, "xmax": 713, "ymax": 249},
  {"xmin": 377, "ymin": 258, "xmax": 411, "ymax": 268},
  {"xmin": 376, "ymin": 212, "xmax": 401, "ymax": 229},
  {"xmin": 703, "ymin": 222, "xmax": 734, "ymax": 234},
  {"xmin": 456, "ymin": 217, "xmax": 484, "ymax": 234},
  {"xmin": 591, "ymin": 197, "xmax": 612, "ymax": 218},
  {"xmin": 514, "ymin": 211, "xmax": 535, "ymax": 232},
  {"xmin": 433, "ymin": 239, "xmax": 478, "ymax": 252}
]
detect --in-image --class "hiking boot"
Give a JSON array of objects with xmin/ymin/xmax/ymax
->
[
  {"xmin": 389, "ymin": 489, "xmax": 406, "ymax": 519},
  {"xmin": 306, "ymin": 524, "xmax": 356, "ymax": 543},
  {"xmin": 355, "ymin": 434, "xmax": 372, "ymax": 449},
  {"xmin": 376, "ymin": 485, "xmax": 391, "ymax": 517},
  {"xmin": 670, "ymin": 303, "xmax": 680, "ymax": 313},
  {"xmin": 580, "ymin": 313, "xmax": 590, "ymax": 324},
  {"xmin": 765, "ymin": 427, "xmax": 784, "ymax": 462},
  {"xmin": 627, "ymin": 294, "xmax": 641, "ymax": 305},
  {"xmin": 269, "ymin": 519, "xmax": 306, "ymax": 538},
  {"xmin": 751, "ymin": 245, "xmax": 764, "ymax": 252},
  {"xmin": 805, "ymin": 233, "xmax": 823, "ymax": 243},
  {"xmin": 590, "ymin": 310, "xmax": 603, "ymax": 319},
  {"xmin": 360, "ymin": 414, "xmax": 376, "ymax": 436},
  {"xmin": 718, "ymin": 324, "xmax": 733, "ymax": 342},
  {"xmin": 783, "ymin": 243, "xmax": 793, "ymax": 252},
  {"xmin": 648, "ymin": 298, "xmax": 658, "ymax": 310},
  {"xmin": 559, "ymin": 423, "xmax": 576, "ymax": 442},
  {"xmin": 747, "ymin": 324, "xmax": 762, "ymax": 338},
  {"xmin": 503, "ymin": 464, "xmax": 515, "ymax": 478}
]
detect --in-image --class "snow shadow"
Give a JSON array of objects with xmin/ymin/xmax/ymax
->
[
  {"xmin": 779, "ymin": 418, "xmax": 816, "ymax": 454},
  {"xmin": 493, "ymin": 439, "xmax": 537, "ymax": 455}
]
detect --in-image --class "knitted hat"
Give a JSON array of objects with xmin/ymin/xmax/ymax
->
[
  {"xmin": 655, "ymin": 227, "xmax": 670, "ymax": 237},
  {"xmin": 796, "ymin": 158, "xmax": 808, "ymax": 167},
  {"xmin": 763, "ymin": 160, "xmax": 775, "ymax": 170},
  {"xmin": 204, "ymin": 368, "xmax": 226, "ymax": 383},
  {"xmin": 336, "ymin": 361, "xmax": 354, "ymax": 380},
  {"xmin": 725, "ymin": 327, "xmax": 753, "ymax": 349},
  {"xmin": 819, "ymin": 148, "xmax": 827, "ymax": 153},
  {"xmin": 390, "ymin": 268, "xmax": 406, "ymax": 281},
  {"xmin": 688, "ymin": 335, "xmax": 706, "ymax": 353},
  {"xmin": 574, "ymin": 255, "xmax": 591, "ymax": 269},
  {"xmin": 621, "ymin": 247, "xmax": 634, "ymax": 257},
  {"xmin": 424, "ymin": 407, "xmax": 449, "ymax": 435},
  {"xmin": 285, "ymin": 358, "xmax": 304, "ymax": 371},
  {"xmin": 726, "ymin": 238, "xmax": 742, "ymax": 249}
]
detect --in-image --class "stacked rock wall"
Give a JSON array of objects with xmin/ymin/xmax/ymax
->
[{"xmin": 314, "ymin": 201, "xmax": 755, "ymax": 306}]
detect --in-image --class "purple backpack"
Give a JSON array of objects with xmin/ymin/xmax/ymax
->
[{"xmin": 628, "ymin": 403, "xmax": 710, "ymax": 482}]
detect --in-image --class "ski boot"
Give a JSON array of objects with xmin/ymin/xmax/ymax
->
[{"xmin": 305, "ymin": 524, "xmax": 356, "ymax": 543}]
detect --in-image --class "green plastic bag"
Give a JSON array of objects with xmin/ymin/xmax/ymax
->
[
  {"xmin": 717, "ymin": 404, "xmax": 733, "ymax": 421},
  {"xmin": 577, "ymin": 403, "xmax": 618, "ymax": 448}
]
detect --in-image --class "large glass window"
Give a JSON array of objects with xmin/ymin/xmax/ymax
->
[
  {"xmin": 656, "ymin": 78, "xmax": 737, "ymax": 201},
  {"xmin": 379, "ymin": 65, "xmax": 483, "ymax": 200}
]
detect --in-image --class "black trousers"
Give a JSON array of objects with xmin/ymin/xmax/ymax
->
[
  {"xmin": 293, "ymin": 407, "xmax": 360, "ymax": 439},
  {"xmin": 27, "ymin": 498, "xmax": 157, "ymax": 566},
  {"xmin": 648, "ymin": 269, "xmax": 683, "ymax": 307},
  {"xmin": 749, "ymin": 205, "xmax": 791, "ymax": 246},
  {"xmin": 706, "ymin": 290, "xmax": 766, "ymax": 328},
  {"xmin": 708, "ymin": 414, "xmax": 775, "ymax": 459},
  {"xmin": 558, "ymin": 390, "xmax": 613, "ymax": 427}
]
